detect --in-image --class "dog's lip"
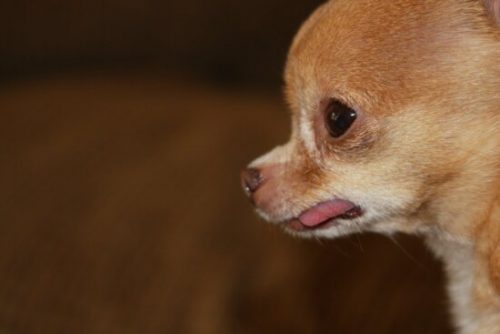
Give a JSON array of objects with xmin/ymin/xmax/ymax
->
[
  {"xmin": 299, "ymin": 199, "xmax": 359, "ymax": 227},
  {"xmin": 286, "ymin": 218, "xmax": 337, "ymax": 232},
  {"xmin": 286, "ymin": 199, "xmax": 363, "ymax": 232}
]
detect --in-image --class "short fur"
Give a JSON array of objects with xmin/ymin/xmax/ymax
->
[{"xmin": 243, "ymin": 0, "xmax": 500, "ymax": 333}]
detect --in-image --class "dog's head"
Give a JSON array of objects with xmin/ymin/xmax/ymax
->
[{"xmin": 242, "ymin": 0, "xmax": 500, "ymax": 239}]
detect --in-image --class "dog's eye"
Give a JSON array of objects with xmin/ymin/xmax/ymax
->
[{"xmin": 325, "ymin": 100, "xmax": 357, "ymax": 138}]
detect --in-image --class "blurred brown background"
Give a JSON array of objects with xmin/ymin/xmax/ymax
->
[{"xmin": 0, "ymin": 1, "xmax": 452, "ymax": 333}]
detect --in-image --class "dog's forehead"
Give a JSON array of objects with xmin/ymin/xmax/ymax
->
[{"xmin": 284, "ymin": 0, "xmax": 471, "ymax": 114}]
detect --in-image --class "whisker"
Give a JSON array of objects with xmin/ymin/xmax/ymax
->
[{"xmin": 388, "ymin": 235, "xmax": 426, "ymax": 269}]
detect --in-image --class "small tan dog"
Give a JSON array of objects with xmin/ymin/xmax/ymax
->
[{"xmin": 241, "ymin": 0, "xmax": 500, "ymax": 332}]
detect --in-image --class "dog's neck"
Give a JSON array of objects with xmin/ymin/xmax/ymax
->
[
  {"xmin": 426, "ymin": 235, "xmax": 477, "ymax": 333},
  {"xmin": 426, "ymin": 195, "xmax": 500, "ymax": 333}
]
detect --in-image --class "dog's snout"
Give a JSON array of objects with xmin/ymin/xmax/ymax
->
[{"xmin": 241, "ymin": 168, "xmax": 263, "ymax": 198}]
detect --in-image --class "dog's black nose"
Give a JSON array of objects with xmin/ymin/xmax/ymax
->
[{"xmin": 241, "ymin": 168, "xmax": 263, "ymax": 197}]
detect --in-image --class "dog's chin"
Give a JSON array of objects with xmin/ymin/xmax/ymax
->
[
  {"xmin": 257, "ymin": 198, "xmax": 370, "ymax": 239},
  {"xmin": 279, "ymin": 211, "xmax": 425, "ymax": 239},
  {"xmin": 259, "ymin": 199, "xmax": 413, "ymax": 239},
  {"xmin": 279, "ymin": 218, "xmax": 365, "ymax": 239}
]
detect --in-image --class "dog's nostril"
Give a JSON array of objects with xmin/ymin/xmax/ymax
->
[{"xmin": 241, "ymin": 168, "xmax": 263, "ymax": 196}]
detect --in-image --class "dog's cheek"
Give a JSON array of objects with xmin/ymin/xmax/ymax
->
[{"xmin": 332, "ymin": 156, "xmax": 432, "ymax": 217}]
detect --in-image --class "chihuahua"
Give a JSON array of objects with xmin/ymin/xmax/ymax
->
[{"xmin": 241, "ymin": 0, "xmax": 500, "ymax": 333}]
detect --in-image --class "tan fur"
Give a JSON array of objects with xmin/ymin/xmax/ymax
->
[{"xmin": 244, "ymin": 0, "xmax": 500, "ymax": 333}]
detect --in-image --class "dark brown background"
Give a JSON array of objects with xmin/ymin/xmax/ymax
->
[{"xmin": 0, "ymin": 1, "xmax": 452, "ymax": 333}]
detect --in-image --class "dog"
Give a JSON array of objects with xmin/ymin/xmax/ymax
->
[{"xmin": 241, "ymin": 1, "xmax": 500, "ymax": 333}]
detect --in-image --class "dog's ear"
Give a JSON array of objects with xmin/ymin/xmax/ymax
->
[
  {"xmin": 483, "ymin": 0, "xmax": 500, "ymax": 25},
  {"xmin": 486, "ymin": 204, "xmax": 500, "ymax": 293},
  {"xmin": 489, "ymin": 242, "xmax": 500, "ymax": 293}
]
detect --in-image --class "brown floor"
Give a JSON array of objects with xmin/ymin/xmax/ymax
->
[{"xmin": 0, "ymin": 71, "xmax": 452, "ymax": 334}]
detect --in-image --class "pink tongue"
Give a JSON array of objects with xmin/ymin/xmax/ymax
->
[{"xmin": 299, "ymin": 199, "xmax": 355, "ymax": 227}]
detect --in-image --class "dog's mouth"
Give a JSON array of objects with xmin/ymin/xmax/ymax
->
[{"xmin": 285, "ymin": 199, "xmax": 363, "ymax": 232}]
